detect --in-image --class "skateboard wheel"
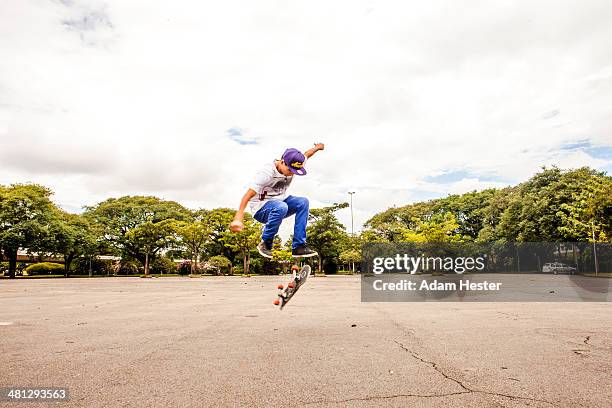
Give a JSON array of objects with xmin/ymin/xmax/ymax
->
[
  {"xmin": 273, "ymin": 299, "xmax": 280, "ymax": 306},
  {"xmin": 288, "ymin": 282, "xmax": 295, "ymax": 288},
  {"xmin": 277, "ymin": 284, "xmax": 284, "ymax": 290}
]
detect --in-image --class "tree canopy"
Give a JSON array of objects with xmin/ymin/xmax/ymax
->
[
  {"xmin": 1, "ymin": 166, "xmax": 610, "ymax": 278},
  {"xmin": 364, "ymin": 167, "xmax": 611, "ymax": 245}
]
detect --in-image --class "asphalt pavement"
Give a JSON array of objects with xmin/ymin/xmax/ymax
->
[{"xmin": 1, "ymin": 276, "xmax": 611, "ymax": 407}]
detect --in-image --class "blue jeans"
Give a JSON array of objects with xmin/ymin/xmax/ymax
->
[{"xmin": 253, "ymin": 195, "xmax": 309, "ymax": 249}]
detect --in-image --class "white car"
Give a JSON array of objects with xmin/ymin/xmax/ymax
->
[{"xmin": 542, "ymin": 262, "xmax": 576, "ymax": 275}]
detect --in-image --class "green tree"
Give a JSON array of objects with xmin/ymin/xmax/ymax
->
[
  {"xmin": 201, "ymin": 208, "xmax": 240, "ymax": 271},
  {"xmin": 363, "ymin": 206, "xmax": 411, "ymax": 242},
  {"xmin": 494, "ymin": 167, "xmax": 611, "ymax": 242},
  {"xmin": 476, "ymin": 187, "xmax": 514, "ymax": 242},
  {"xmin": 363, "ymin": 167, "xmax": 611, "ymax": 245},
  {"xmin": 557, "ymin": 168, "xmax": 611, "ymax": 242},
  {"xmin": 174, "ymin": 218, "xmax": 211, "ymax": 273},
  {"xmin": 0, "ymin": 184, "xmax": 58, "ymax": 278},
  {"xmin": 430, "ymin": 190, "xmax": 497, "ymax": 240},
  {"xmin": 497, "ymin": 167, "xmax": 565, "ymax": 241},
  {"xmin": 49, "ymin": 212, "xmax": 97, "ymax": 277},
  {"xmin": 365, "ymin": 190, "xmax": 496, "ymax": 243},
  {"xmin": 221, "ymin": 214, "xmax": 259, "ymax": 275},
  {"xmin": 339, "ymin": 249, "xmax": 360, "ymax": 273},
  {"xmin": 126, "ymin": 220, "xmax": 177, "ymax": 275},
  {"xmin": 85, "ymin": 196, "xmax": 189, "ymax": 265},
  {"xmin": 337, "ymin": 234, "xmax": 362, "ymax": 273},
  {"xmin": 307, "ymin": 202, "xmax": 349, "ymax": 274},
  {"xmin": 406, "ymin": 212, "xmax": 466, "ymax": 242},
  {"xmin": 360, "ymin": 228, "xmax": 390, "ymax": 243},
  {"xmin": 271, "ymin": 247, "xmax": 294, "ymax": 274}
]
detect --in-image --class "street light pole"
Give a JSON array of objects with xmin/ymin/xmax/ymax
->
[
  {"xmin": 348, "ymin": 191, "xmax": 355, "ymax": 274},
  {"xmin": 348, "ymin": 192, "xmax": 355, "ymax": 236},
  {"xmin": 592, "ymin": 220, "xmax": 599, "ymax": 276}
]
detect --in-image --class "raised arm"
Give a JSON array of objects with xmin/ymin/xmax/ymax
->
[
  {"xmin": 304, "ymin": 143, "xmax": 325, "ymax": 159},
  {"xmin": 230, "ymin": 188, "xmax": 256, "ymax": 232}
]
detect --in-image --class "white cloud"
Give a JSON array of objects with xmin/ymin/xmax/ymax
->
[{"xmin": 1, "ymin": 0, "xmax": 611, "ymax": 238}]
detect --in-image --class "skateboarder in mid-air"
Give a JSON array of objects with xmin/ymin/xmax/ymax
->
[{"xmin": 230, "ymin": 143, "xmax": 324, "ymax": 259}]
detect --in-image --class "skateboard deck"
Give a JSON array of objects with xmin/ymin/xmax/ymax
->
[{"xmin": 274, "ymin": 265, "xmax": 311, "ymax": 309}]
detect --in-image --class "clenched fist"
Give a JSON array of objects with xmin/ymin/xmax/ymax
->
[{"xmin": 230, "ymin": 219, "xmax": 244, "ymax": 232}]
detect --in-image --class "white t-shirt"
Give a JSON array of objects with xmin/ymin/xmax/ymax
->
[{"xmin": 248, "ymin": 159, "xmax": 305, "ymax": 213}]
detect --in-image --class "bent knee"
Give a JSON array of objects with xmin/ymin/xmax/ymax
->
[
  {"xmin": 295, "ymin": 196, "xmax": 309, "ymax": 207},
  {"xmin": 272, "ymin": 201, "xmax": 289, "ymax": 214}
]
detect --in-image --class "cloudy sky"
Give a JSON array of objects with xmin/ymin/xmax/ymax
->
[{"xmin": 1, "ymin": 0, "xmax": 611, "ymax": 237}]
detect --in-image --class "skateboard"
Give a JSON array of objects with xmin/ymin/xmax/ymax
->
[{"xmin": 274, "ymin": 264, "xmax": 311, "ymax": 309}]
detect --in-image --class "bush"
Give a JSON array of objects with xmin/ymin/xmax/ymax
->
[
  {"xmin": 72, "ymin": 258, "xmax": 113, "ymax": 276},
  {"xmin": 177, "ymin": 260, "xmax": 192, "ymax": 275},
  {"xmin": 177, "ymin": 260, "xmax": 209, "ymax": 275},
  {"xmin": 25, "ymin": 262, "xmax": 65, "ymax": 275},
  {"xmin": 150, "ymin": 256, "xmax": 177, "ymax": 274},
  {"xmin": 207, "ymin": 255, "xmax": 231, "ymax": 275},
  {"xmin": 249, "ymin": 257, "xmax": 264, "ymax": 275},
  {"xmin": 116, "ymin": 260, "xmax": 142, "ymax": 275}
]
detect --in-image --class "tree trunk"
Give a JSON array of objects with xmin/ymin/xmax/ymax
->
[
  {"xmin": 243, "ymin": 251, "xmax": 248, "ymax": 275},
  {"xmin": 7, "ymin": 248, "xmax": 17, "ymax": 279},
  {"xmin": 144, "ymin": 253, "xmax": 150, "ymax": 275},
  {"xmin": 88, "ymin": 257, "xmax": 93, "ymax": 277},
  {"xmin": 64, "ymin": 254, "xmax": 74, "ymax": 278},
  {"xmin": 318, "ymin": 254, "xmax": 323, "ymax": 275}
]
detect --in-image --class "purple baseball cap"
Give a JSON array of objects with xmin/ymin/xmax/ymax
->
[{"xmin": 282, "ymin": 148, "xmax": 307, "ymax": 175}]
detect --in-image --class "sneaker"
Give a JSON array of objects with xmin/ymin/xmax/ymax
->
[
  {"xmin": 257, "ymin": 240, "xmax": 273, "ymax": 258},
  {"xmin": 292, "ymin": 244, "xmax": 318, "ymax": 258}
]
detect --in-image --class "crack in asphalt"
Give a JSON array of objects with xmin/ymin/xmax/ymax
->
[
  {"xmin": 393, "ymin": 340, "xmax": 558, "ymax": 407},
  {"xmin": 304, "ymin": 340, "xmax": 560, "ymax": 406},
  {"xmin": 393, "ymin": 340, "xmax": 471, "ymax": 392},
  {"xmin": 362, "ymin": 307, "xmax": 575, "ymax": 407}
]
